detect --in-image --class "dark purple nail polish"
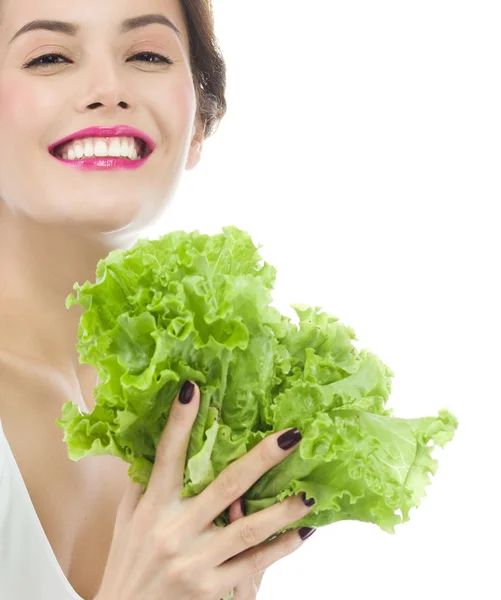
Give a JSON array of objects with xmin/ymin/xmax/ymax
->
[
  {"xmin": 277, "ymin": 428, "xmax": 302, "ymax": 450},
  {"xmin": 179, "ymin": 380, "xmax": 195, "ymax": 404},
  {"xmin": 299, "ymin": 527, "xmax": 316, "ymax": 541},
  {"xmin": 301, "ymin": 492, "xmax": 315, "ymax": 507}
]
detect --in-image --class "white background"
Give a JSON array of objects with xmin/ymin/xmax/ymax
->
[{"xmin": 145, "ymin": 2, "xmax": 500, "ymax": 599}]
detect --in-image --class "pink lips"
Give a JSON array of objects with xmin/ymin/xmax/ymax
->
[
  {"xmin": 48, "ymin": 125, "xmax": 156, "ymax": 171},
  {"xmin": 52, "ymin": 156, "xmax": 151, "ymax": 171}
]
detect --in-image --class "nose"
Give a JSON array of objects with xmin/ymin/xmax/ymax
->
[
  {"xmin": 77, "ymin": 59, "xmax": 133, "ymax": 116},
  {"xmin": 88, "ymin": 99, "xmax": 129, "ymax": 111}
]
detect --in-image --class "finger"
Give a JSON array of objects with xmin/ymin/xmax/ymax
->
[
  {"xmin": 229, "ymin": 497, "xmax": 246, "ymax": 523},
  {"xmin": 116, "ymin": 479, "xmax": 144, "ymax": 527},
  {"xmin": 253, "ymin": 570, "xmax": 265, "ymax": 591},
  {"xmin": 217, "ymin": 523, "xmax": 316, "ymax": 592},
  {"xmin": 232, "ymin": 579, "xmax": 259, "ymax": 600},
  {"xmin": 229, "ymin": 498, "xmax": 265, "ymax": 596},
  {"xmin": 206, "ymin": 492, "xmax": 313, "ymax": 566},
  {"xmin": 144, "ymin": 380, "xmax": 200, "ymax": 504},
  {"xmin": 190, "ymin": 427, "xmax": 303, "ymax": 529},
  {"xmin": 227, "ymin": 560, "xmax": 265, "ymax": 599},
  {"xmin": 227, "ymin": 502, "xmax": 258, "ymax": 600}
]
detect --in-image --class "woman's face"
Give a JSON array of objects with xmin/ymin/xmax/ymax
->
[{"xmin": 0, "ymin": 0, "xmax": 203, "ymax": 234}]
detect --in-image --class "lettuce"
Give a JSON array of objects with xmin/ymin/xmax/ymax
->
[{"xmin": 56, "ymin": 226, "xmax": 457, "ymax": 534}]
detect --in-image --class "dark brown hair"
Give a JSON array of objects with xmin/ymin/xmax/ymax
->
[{"xmin": 180, "ymin": 0, "xmax": 227, "ymax": 140}]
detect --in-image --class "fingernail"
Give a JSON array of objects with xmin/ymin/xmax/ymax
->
[
  {"xmin": 277, "ymin": 428, "xmax": 302, "ymax": 450},
  {"xmin": 240, "ymin": 497, "xmax": 246, "ymax": 516},
  {"xmin": 298, "ymin": 527, "xmax": 316, "ymax": 541},
  {"xmin": 301, "ymin": 492, "xmax": 315, "ymax": 507},
  {"xmin": 179, "ymin": 380, "xmax": 195, "ymax": 404}
]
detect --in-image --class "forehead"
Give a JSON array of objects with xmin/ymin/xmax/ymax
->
[{"xmin": 1, "ymin": 0, "xmax": 187, "ymax": 46}]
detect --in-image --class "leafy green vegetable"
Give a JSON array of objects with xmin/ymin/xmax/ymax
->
[{"xmin": 56, "ymin": 226, "xmax": 457, "ymax": 535}]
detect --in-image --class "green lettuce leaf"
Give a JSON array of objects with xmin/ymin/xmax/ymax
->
[{"xmin": 56, "ymin": 226, "xmax": 458, "ymax": 534}]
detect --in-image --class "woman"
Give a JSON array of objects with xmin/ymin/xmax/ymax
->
[{"xmin": 0, "ymin": 2, "xmax": 316, "ymax": 599}]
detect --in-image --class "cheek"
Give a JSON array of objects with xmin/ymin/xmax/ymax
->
[
  {"xmin": 0, "ymin": 77, "xmax": 58, "ymax": 204},
  {"xmin": 176, "ymin": 77, "xmax": 197, "ymax": 121},
  {"xmin": 157, "ymin": 72, "xmax": 197, "ymax": 134},
  {"xmin": 0, "ymin": 77, "xmax": 58, "ymax": 146}
]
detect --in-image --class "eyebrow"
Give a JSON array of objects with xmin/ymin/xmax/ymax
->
[{"xmin": 9, "ymin": 13, "xmax": 181, "ymax": 45}]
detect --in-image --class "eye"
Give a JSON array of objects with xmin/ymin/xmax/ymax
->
[
  {"xmin": 22, "ymin": 51, "xmax": 173, "ymax": 69},
  {"xmin": 23, "ymin": 52, "xmax": 70, "ymax": 69},
  {"xmin": 127, "ymin": 52, "xmax": 174, "ymax": 66}
]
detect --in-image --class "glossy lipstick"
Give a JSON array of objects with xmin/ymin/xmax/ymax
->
[
  {"xmin": 48, "ymin": 125, "xmax": 156, "ymax": 171},
  {"xmin": 51, "ymin": 155, "xmax": 151, "ymax": 171}
]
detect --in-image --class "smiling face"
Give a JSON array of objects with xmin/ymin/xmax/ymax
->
[{"xmin": 0, "ymin": 0, "xmax": 204, "ymax": 235}]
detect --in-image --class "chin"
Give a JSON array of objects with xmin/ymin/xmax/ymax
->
[{"xmin": 18, "ymin": 189, "xmax": 145, "ymax": 233}]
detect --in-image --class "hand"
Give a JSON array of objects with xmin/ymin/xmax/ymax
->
[
  {"xmin": 96, "ymin": 381, "xmax": 315, "ymax": 600},
  {"xmin": 224, "ymin": 497, "xmax": 266, "ymax": 599}
]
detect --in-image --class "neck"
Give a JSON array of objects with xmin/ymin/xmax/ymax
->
[{"xmin": 0, "ymin": 203, "xmax": 137, "ymax": 401}]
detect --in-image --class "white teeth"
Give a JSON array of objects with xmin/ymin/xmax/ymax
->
[
  {"xmin": 73, "ymin": 142, "xmax": 84, "ymax": 159},
  {"xmin": 109, "ymin": 138, "xmax": 122, "ymax": 157},
  {"xmin": 121, "ymin": 138, "xmax": 131, "ymax": 158},
  {"xmin": 58, "ymin": 136, "xmax": 143, "ymax": 161},
  {"xmin": 84, "ymin": 139, "xmax": 95, "ymax": 158},
  {"xmin": 94, "ymin": 139, "xmax": 108, "ymax": 157}
]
